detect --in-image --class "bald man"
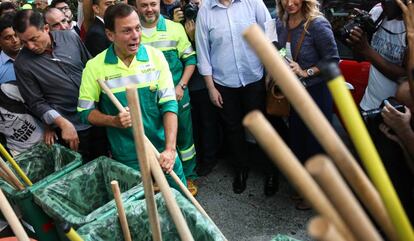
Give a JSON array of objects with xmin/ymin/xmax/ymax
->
[{"xmin": 44, "ymin": 7, "xmax": 70, "ymax": 31}]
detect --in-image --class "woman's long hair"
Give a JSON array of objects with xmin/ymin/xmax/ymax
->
[{"xmin": 276, "ymin": 0, "xmax": 323, "ymax": 31}]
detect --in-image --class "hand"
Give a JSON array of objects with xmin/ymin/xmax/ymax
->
[
  {"xmin": 184, "ymin": 20, "xmax": 195, "ymax": 41},
  {"xmin": 396, "ymin": 0, "xmax": 414, "ymax": 35},
  {"xmin": 289, "ymin": 61, "xmax": 307, "ymax": 78},
  {"xmin": 175, "ymin": 85, "xmax": 184, "ymax": 101},
  {"xmin": 60, "ymin": 120, "xmax": 79, "ymax": 151},
  {"xmin": 207, "ymin": 86, "xmax": 223, "ymax": 108},
  {"xmin": 159, "ymin": 148, "xmax": 176, "ymax": 173},
  {"xmin": 379, "ymin": 123, "xmax": 401, "ymax": 143},
  {"xmin": 381, "ymin": 101, "xmax": 412, "ymax": 135},
  {"xmin": 114, "ymin": 108, "xmax": 132, "ymax": 128},
  {"xmin": 346, "ymin": 26, "xmax": 370, "ymax": 55},
  {"xmin": 43, "ymin": 126, "xmax": 57, "ymax": 146},
  {"xmin": 173, "ymin": 8, "xmax": 184, "ymax": 22}
]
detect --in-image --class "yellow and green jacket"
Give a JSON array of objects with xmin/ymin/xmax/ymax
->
[
  {"xmin": 77, "ymin": 44, "xmax": 178, "ymax": 167},
  {"xmin": 141, "ymin": 15, "xmax": 196, "ymax": 85}
]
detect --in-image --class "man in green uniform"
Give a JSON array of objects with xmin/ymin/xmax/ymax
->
[
  {"xmin": 136, "ymin": 0, "xmax": 198, "ymax": 195},
  {"xmin": 77, "ymin": 3, "xmax": 186, "ymax": 189}
]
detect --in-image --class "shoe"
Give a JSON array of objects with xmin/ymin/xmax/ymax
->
[
  {"xmin": 187, "ymin": 179, "xmax": 198, "ymax": 196},
  {"xmin": 264, "ymin": 174, "xmax": 279, "ymax": 197},
  {"xmin": 232, "ymin": 170, "xmax": 248, "ymax": 194},
  {"xmin": 196, "ymin": 160, "xmax": 217, "ymax": 176}
]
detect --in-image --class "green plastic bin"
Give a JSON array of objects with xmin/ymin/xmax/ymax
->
[
  {"xmin": 33, "ymin": 156, "xmax": 142, "ymax": 229},
  {"xmin": 76, "ymin": 187, "xmax": 225, "ymax": 241},
  {"xmin": 0, "ymin": 143, "xmax": 82, "ymax": 241}
]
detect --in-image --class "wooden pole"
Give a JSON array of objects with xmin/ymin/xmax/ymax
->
[
  {"xmin": 127, "ymin": 87, "xmax": 194, "ymax": 241},
  {"xmin": 0, "ymin": 143, "xmax": 32, "ymax": 186},
  {"xmin": 306, "ymin": 155, "xmax": 383, "ymax": 241},
  {"xmin": 0, "ymin": 188, "xmax": 30, "ymax": 241},
  {"xmin": 125, "ymin": 87, "xmax": 162, "ymax": 241},
  {"xmin": 243, "ymin": 24, "xmax": 399, "ymax": 241},
  {"xmin": 243, "ymin": 111, "xmax": 355, "ymax": 241},
  {"xmin": 0, "ymin": 168, "xmax": 18, "ymax": 190},
  {"xmin": 111, "ymin": 180, "xmax": 132, "ymax": 241},
  {"xmin": 145, "ymin": 142, "xmax": 228, "ymax": 241},
  {"xmin": 0, "ymin": 156, "xmax": 24, "ymax": 190},
  {"xmin": 308, "ymin": 216, "xmax": 347, "ymax": 241}
]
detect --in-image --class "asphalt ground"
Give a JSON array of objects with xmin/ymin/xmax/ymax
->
[{"xmin": 194, "ymin": 115, "xmax": 351, "ymax": 241}]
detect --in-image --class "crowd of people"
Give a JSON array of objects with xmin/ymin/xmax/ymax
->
[{"xmin": 0, "ymin": 0, "xmax": 413, "ymax": 221}]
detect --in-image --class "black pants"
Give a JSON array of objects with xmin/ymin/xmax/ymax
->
[
  {"xmin": 57, "ymin": 126, "xmax": 108, "ymax": 163},
  {"xmin": 215, "ymin": 80, "xmax": 266, "ymax": 172},
  {"xmin": 190, "ymin": 88, "xmax": 220, "ymax": 165}
]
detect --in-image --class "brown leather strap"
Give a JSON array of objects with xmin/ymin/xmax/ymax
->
[{"xmin": 287, "ymin": 23, "xmax": 307, "ymax": 62}]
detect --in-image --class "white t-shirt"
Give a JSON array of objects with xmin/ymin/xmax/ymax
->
[
  {"xmin": 142, "ymin": 26, "xmax": 157, "ymax": 37},
  {"xmin": 360, "ymin": 4, "xmax": 407, "ymax": 110},
  {"xmin": 0, "ymin": 83, "xmax": 44, "ymax": 155}
]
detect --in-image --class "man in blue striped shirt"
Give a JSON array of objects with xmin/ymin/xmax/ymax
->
[{"xmin": 195, "ymin": 0, "xmax": 271, "ymax": 194}]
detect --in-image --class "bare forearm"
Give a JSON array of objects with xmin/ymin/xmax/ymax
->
[
  {"xmin": 365, "ymin": 47, "xmax": 407, "ymax": 81},
  {"xmin": 163, "ymin": 112, "xmax": 177, "ymax": 151},
  {"xmin": 87, "ymin": 109, "xmax": 117, "ymax": 127},
  {"xmin": 54, "ymin": 116, "xmax": 71, "ymax": 130},
  {"xmin": 179, "ymin": 65, "xmax": 195, "ymax": 86},
  {"xmin": 203, "ymin": 75, "xmax": 215, "ymax": 90}
]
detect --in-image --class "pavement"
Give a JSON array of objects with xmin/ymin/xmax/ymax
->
[
  {"xmin": 195, "ymin": 161, "xmax": 314, "ymax": 241},
  {"xmin": 194, "ymin": 115, "xmax": 350, "ymax": 241}
]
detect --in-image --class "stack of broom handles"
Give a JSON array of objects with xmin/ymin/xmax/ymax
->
[{"xmin": 242, "ymin": 24, "xmax": 414, "ymax": 241}]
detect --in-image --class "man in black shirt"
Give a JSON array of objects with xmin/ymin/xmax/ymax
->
[{"xmin": 13, "ymin": 10, "xmax": 105, "ymax": 161}]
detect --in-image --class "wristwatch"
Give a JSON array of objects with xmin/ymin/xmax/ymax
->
[
  {"xmin": 180, "ymin": 83, "xmax": 187, "ymax": 90},
  {"xmin": 306, "ymin": 68, "xmax": 315, "ymax": 77}
]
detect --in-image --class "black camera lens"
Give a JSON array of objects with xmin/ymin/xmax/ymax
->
[{"xmin": 183, "ymin": 2, "xmax": 198, "ymax": 20}]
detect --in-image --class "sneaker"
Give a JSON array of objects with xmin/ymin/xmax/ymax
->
[{"xmin": 187, "ymin": 179, "xmax": 198, "ymax": 196}]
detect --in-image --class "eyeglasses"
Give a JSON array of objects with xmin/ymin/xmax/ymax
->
[{"xmin": 57, "ymin": 6, "xmax": 70, "ymax": 12}]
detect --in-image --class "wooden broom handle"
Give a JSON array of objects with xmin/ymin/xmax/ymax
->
[
  {"xmin": 0, "ymin": 157, "xmax": 24, "ymax": 190},
  {"xmin": 308, "ymin": 216, "xmax": 347, "ymax": 241},
  {"xmin": 243, "ymin": 24, "xmax": 396, "ymax": 241},
  {"xmin": 111, "ymin": 181, "xmax": 132, "ymax": 241},
  {"xmin": 126, "ymin": 87, "xmax": 162, "ymax": 241},
  {"xmin": 243, "ymin": 111, "xmax": 355, "ymax": 241},
  {"xmin": 0, "ymin": 189, "xmax": 30, "ymax": 241},
  {"xmin": 126, "ymin": 87, "xmax": 194, "ymax": 241},
  {"xmin": 306, "ymin": 156, "xmax": 383, "ymax": 241}
]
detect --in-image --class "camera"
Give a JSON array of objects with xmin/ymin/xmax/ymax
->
[
  {"xmin": 337, "ymin": 8, "xmax": 377, "ymax": 45},
  {"xmin": 168, "ymin": 0, "xmax": 199, "ymax": 21},
  {"xmin": 361, "ymin": 97, "xmax": 405, "ymax": 124},
  {"xmin": 183, "ymin": 1, "xmax": 198, "ymax": 20}
]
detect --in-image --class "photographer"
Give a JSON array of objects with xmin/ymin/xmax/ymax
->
[{"xmin": 346, "ymin": 0, "xmax": 407, "ymax": 111}]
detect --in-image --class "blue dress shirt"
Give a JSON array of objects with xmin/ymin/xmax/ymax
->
[
  {"xmin": 195, "ymin": 0, "xmax": 271, "ymax": 88},
  {"xmin": 0, "ymin": 51, "xmax": 16, "ymax": 84}
]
